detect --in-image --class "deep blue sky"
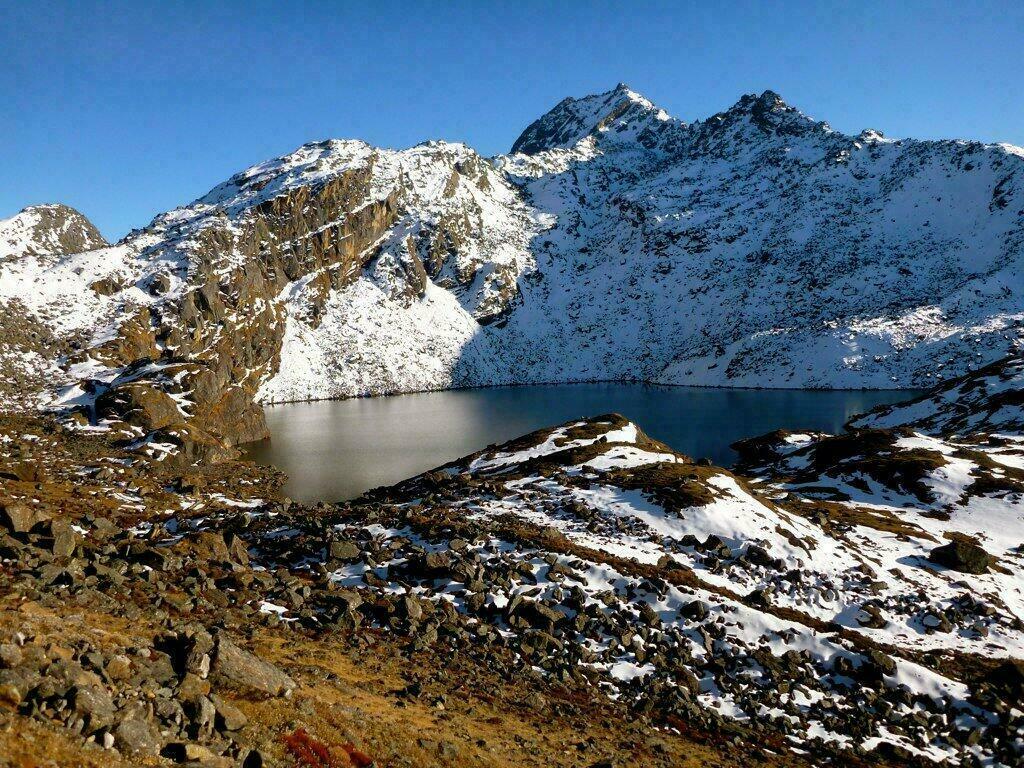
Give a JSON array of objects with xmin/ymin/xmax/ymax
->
[{"xmin": 3, "ymin": 1, "xmax": 1022, "ymax": 240}]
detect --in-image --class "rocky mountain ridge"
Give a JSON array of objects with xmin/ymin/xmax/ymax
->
[{"xmin": 2, "ymin": 85, "xmax": 1023, "ymax": 456}]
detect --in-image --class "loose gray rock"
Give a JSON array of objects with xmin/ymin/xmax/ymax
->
[
  {"xmin": 328, "ymin": 539, "xmax": 361, "ymax": 562},
  {"xmin": 47, "ymin": 518, "xmax": 81, "ymax": 558},
  {"xmin": 211, "ymin": 633, "xmax": 295, "ymax": 696},
  {"xmin": 211, "ymin": 692, "xmax": 248, "ymax": 730},
  {"xmin": 401, "ymin": 596, "xmax": 424, "ymax": 621},
  {"xmin": 0, "ymin": 643, "xmax": 22, "ymax": 669},
  {"xmin": 72, "ymin": 684, "xmax": 115, "ymax": 731},
  {"xmin": 114, "ymin": 717, "xmax": 161, "ymax": 756}
]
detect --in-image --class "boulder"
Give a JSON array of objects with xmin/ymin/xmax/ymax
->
[
  {"xmin": 0, "ymin": 644, "xmax": 23, "ymax": 669},
  {"xmin": 89, "ymin": 277, "xmax": 124, "ymax": 296},
  {"xmin": 518, "ymin": 599, "xmax": 563, "ymax": 629},
  {"xmin": 211, "ymin": 692, "xmax": 248, "ymax": 730},
  {"xmin": 0, "ymin": 502, "xmax": 50, "ymax": 534},
  {"xmin": 49, "ymin": 519, "xmax": 81, "ymax": 558},
  {"xmin": 211, "ymin": 633, "xmax": 295, "ymax": 696},
  {"xmin": 114, "ymin": 717, "xmax": 161, "ymax": 756},
  {"xmin": 928, "ymin": 540, "xmax": 992, "ymax": 574},
  {"xmin": 985, "ymin": 658, "xmax": 1024, "ymax": 699},
  {"xmin": 72, "ymin": 684, "xmax": 115, "ymax": 731},
  {"xmin": 680, "ymin": 600, "xmax": 709, "ymax": 621},
  {"xmin": 327, "ymin": 540, "xmax": 361, "ymax": 563},
  {"xmin": 400, "ymin": 596, "xmax": 424, "ymax": 622},
  {"xmin": 856, "ymin": 649, "xmax": 898, "ymax": 684}
]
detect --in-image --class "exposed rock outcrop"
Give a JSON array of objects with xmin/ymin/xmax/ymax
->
[{"xmin": 929, "ymin": 539, "xmax": 994, "ymax": 574}]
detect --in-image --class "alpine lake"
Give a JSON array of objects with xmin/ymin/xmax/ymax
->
[{"xmin": 244, "ymin": 383, "xmax": 918, "ymax": 502}]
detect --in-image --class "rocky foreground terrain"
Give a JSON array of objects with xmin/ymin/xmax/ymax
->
[{"xmin": 1, "ymin": 355, "xmax": 1022, "ymax": 767}]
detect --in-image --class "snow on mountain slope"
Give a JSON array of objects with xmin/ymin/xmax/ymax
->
[
  {"xmin": 510, "ymin": 82, "xmax": 675, "ymax": 154},
  {"xmin": 253, "ymin": 140, "xmax": 539, "ymax": 402},
  {"xmin": 265, "ymin": 279, "xmax": 504, "ymax": 401},
  {"xmin": 1, "ymin": 85, "xmax": 1023, "ymax": 450},
  {"xmin": 262, "ymin": 85, "xmax": 1024, "ymax": 398},
  {"xmin": 498, "ymin": 89, "xmax": 1024, "ymax": 389},
  {"xmin": 0, "ymin": 138, "xmax": 544, "ymax": 441},
  {"xmin": 0, "ymin": 205, "xmax": 113, "ymax": 409},
  {"xmin": 0, "ymin": 204, "xmax": 107, "ymax": 264},
  {"xmin": 850, "ymin": 355, "xmax": 1024, "ymax": 435}
]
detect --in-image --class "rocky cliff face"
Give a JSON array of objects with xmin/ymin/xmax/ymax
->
[{"xmin": 2, "ymin": 86, "xmax": 1023, "ymax": 454}]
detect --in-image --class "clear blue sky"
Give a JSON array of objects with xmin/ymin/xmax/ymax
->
[{"xmin": 3, "ymin": 0, "xmax": 1022, "ymax": 240}]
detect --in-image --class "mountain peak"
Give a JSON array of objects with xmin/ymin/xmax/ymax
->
[
  {"xmin": 0, "ymin": 203, "xmax": 107, "ymax": 261},
  {"xmin": 728, "ymin": 89, "xmax": 790, "ymax": 114},
  {"xmin": 609, "ymin": 81, "xmax": 643, "ymax": 101},
  {"xmin": 756, "ymin": 88, "xmax": 784, "ymax": 106},
  {"xmin": 699, "ymin": 89, "xmax": 828, "ymax": 139},
  {"xmin": 511, "ymin": 84, "xmax": 673, "ymax": 155}
]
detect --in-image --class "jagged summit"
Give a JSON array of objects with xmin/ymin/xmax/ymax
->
[
  {"xmin": 697, "ymin": 89, "xmax": 829, "ymax": 138},
  {"xmin": 509, "ymin": 85, "xmax": 839, "ymax": 157},
  {"xmin": 510, "ymin": 83, "xmax": 675, "ymax": 155},
  {"xmin": 746, "ymin": 88, "xmax": 785, "ymax": 108},
  {"xmin": 710, "ymin": 89, "xmax": 798, "ymax": 117}
]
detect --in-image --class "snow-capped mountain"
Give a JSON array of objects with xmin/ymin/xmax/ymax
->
[
  {"xmin": 0, "ymin": 204, "xmax": 107, "ymax": 264},
  {"xmin": 0, "ymin": 205, "xmax": 109, "ymax": 409},
  {"xmin": 2, "ymin": 85, "xmax": 1023, "ymax": 451},
  {"xmin": 497, "ymin": 86, "xmax": 1024, "ymax": 390}
]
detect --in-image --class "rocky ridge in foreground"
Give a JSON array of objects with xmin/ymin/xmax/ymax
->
[{"xmin": 1, "ymin": 360, "xmax": 1023, "ymax": 766}]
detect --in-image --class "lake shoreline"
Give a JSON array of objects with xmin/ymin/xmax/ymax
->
[{"xmin": 244, "ymin": 383, "xmax": 920, "ymax": 502}]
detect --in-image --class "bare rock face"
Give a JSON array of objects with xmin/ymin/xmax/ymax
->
[
  {"xmin": 95, "ymin": 382, "xmax": 184, "ymax": 432},
  {"xmin": 67, "ymin": 163, "xmax": 407, "ymax": 454}
]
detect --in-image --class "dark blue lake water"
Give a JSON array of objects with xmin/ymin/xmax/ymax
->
[{"xmin": 244, "ymin": 384, "xmax": 917, "ymax": 502}]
